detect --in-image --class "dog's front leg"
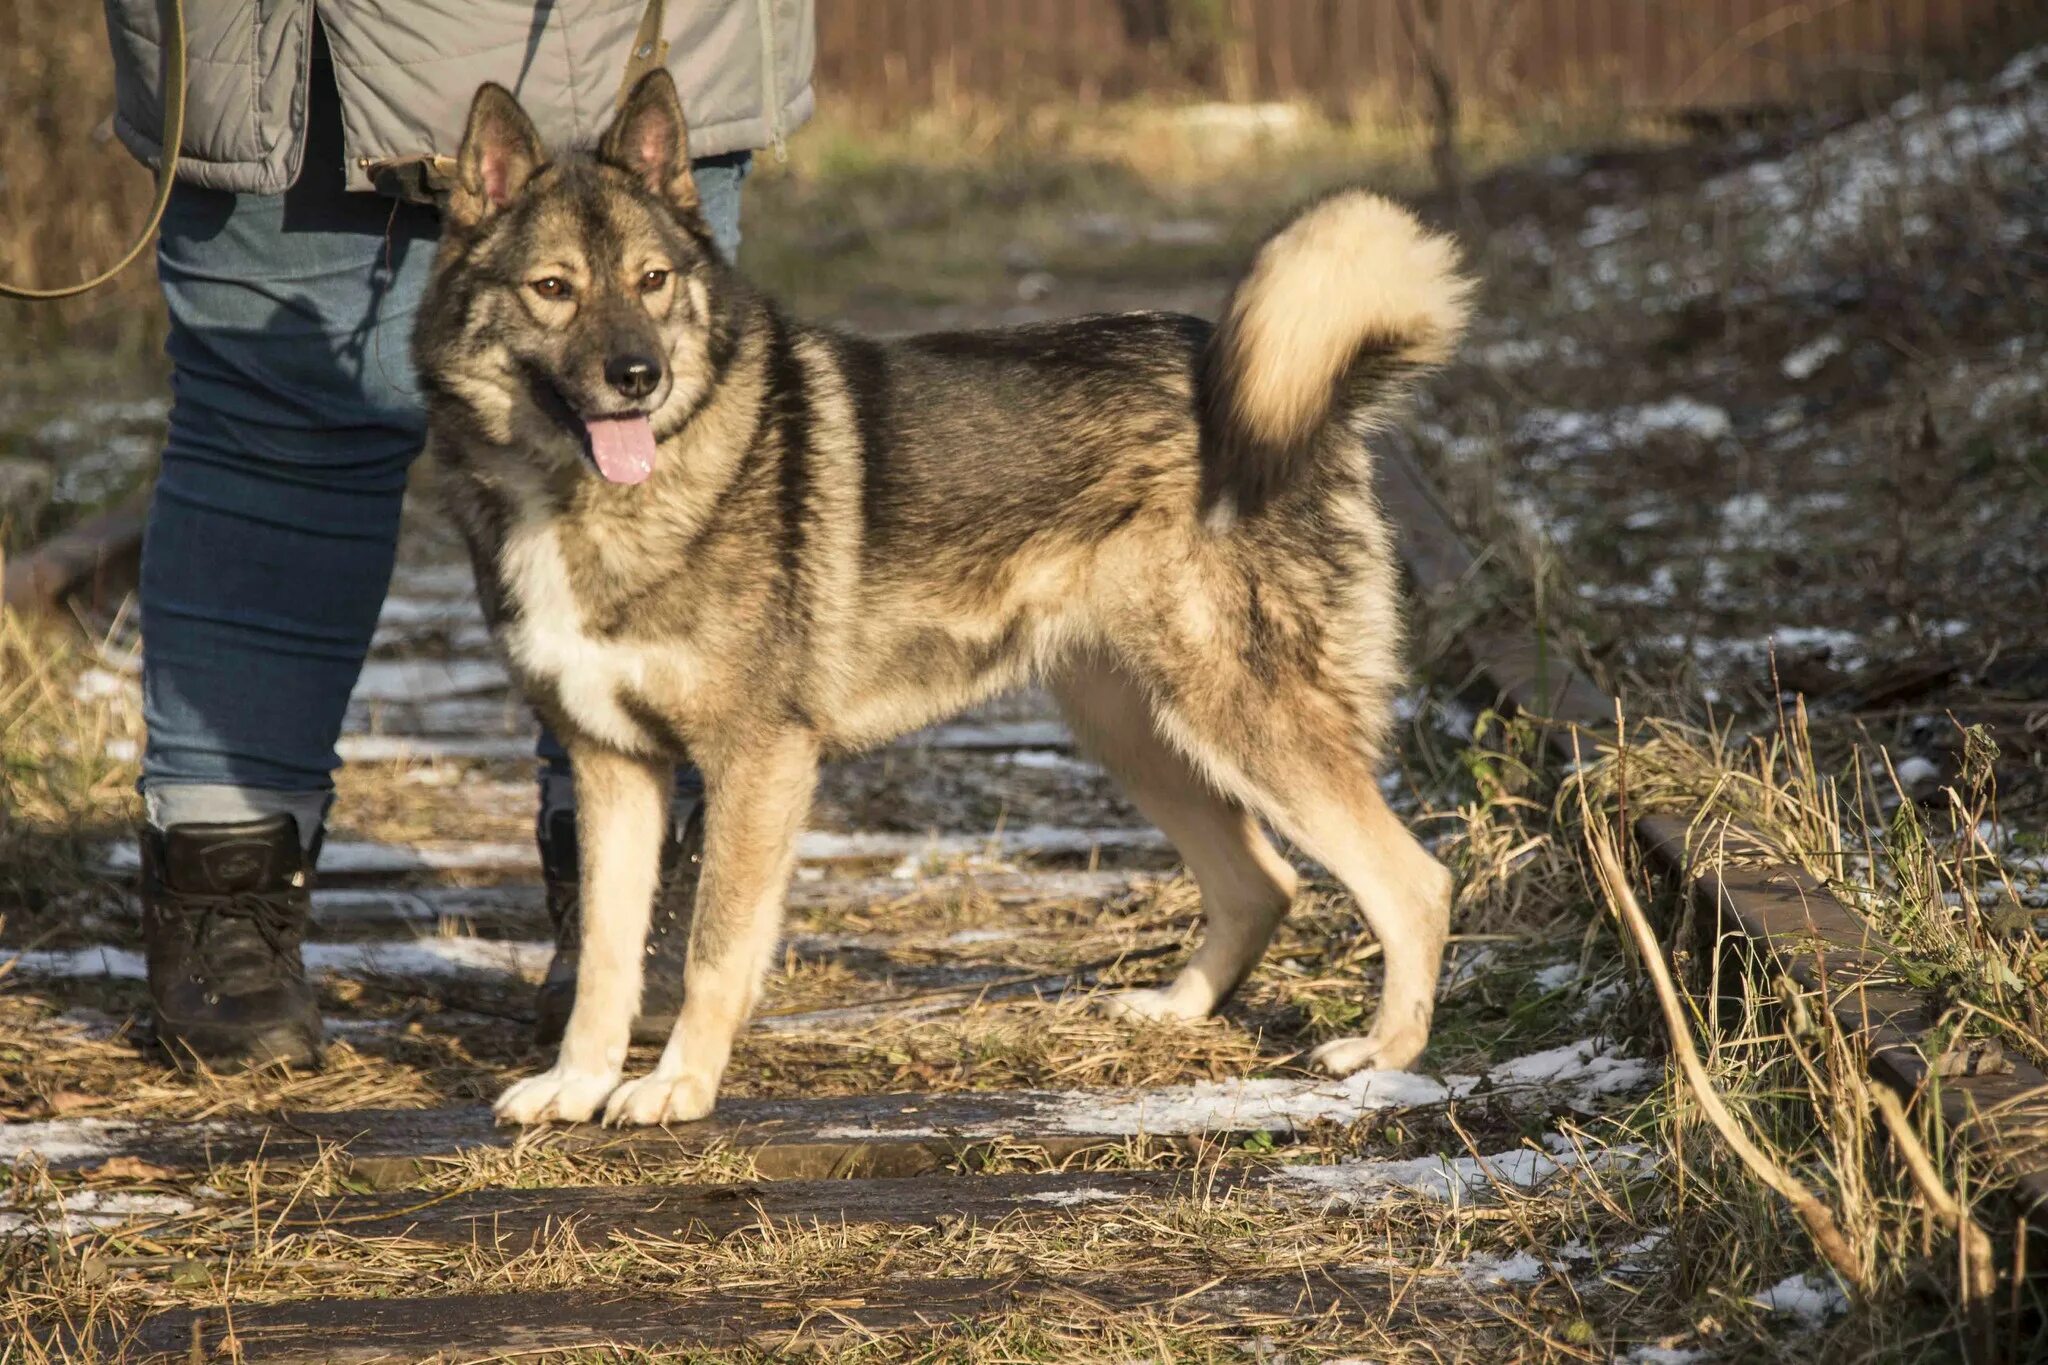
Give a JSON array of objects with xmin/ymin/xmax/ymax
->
[
  {"xmin": 494, "ymin": 745, "xmax": 669, "ymax": 1125},
  {"xmin": 605, "ymin": 730, "xmax": 818, "ymax": 1126}
]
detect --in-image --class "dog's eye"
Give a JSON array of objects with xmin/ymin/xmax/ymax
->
[
  {"xmin": 639, "ymin": 269, "xmax": 671, "ymax": 293},
  {"xmin": 530, "ymin": 277, "xmax": 571, "ymax": 300}
]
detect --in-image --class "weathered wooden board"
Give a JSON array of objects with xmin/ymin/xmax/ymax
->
[
  {"xmin": 294, "ymin": 868, "xmax": 1148, "ymax": 931},
  {"xmin": 8, "ymin": 1092, "xmax": 1243, "ymax": 1187},
  {"xmin": 286, "ymin": 1168, "xmax": 1238, "ymax": 1246},
  {"xmin": 99, "ymin": 1268, "xmax": 1396, "ymax": 1362},
  {"xmin": 97, "ymin": 825, "xmax": 1172, "ymax": 882}
]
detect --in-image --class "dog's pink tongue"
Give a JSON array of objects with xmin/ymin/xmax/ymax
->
[{"xmin": 583, "ymin": 415, "xmax": 656, "ymax": 485}]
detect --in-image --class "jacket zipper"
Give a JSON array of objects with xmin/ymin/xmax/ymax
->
[{"xmin": 754, "ymin": 0, "xmax": 786, "ymax": 160}]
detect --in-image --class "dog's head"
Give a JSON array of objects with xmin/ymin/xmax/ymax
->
[{"xmin": 416, "ymin": 72, "xmax": 732, "ymax": 487}]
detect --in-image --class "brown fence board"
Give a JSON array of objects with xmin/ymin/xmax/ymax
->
[{"xmin": 813, "ymin": 0, "xmax": 2019, "ymax": 114}]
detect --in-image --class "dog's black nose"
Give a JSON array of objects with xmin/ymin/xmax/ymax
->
[{"xmin": 604, "ymin": 354, "xmax": 663, "ymax": 399}]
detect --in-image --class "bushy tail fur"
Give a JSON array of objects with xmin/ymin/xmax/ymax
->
[{"xmin": 1199, "ymin": 190, "xmax": 1471, "ymax": 521}]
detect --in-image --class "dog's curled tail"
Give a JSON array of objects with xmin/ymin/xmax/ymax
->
[{"xmin": 1199, "ymin": 190, "xmax": 1471, "ymax": 522}]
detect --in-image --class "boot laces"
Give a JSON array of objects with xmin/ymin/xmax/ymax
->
[{"xmin": 176, "ymin": 889, "xmax": 306, "ymax": 977}]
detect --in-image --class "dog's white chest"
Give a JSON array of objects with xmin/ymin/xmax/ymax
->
[{"xmin": 494, "ymin": 521, "xmax": 668, "ymax": 752}]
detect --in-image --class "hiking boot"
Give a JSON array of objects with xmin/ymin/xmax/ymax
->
[
  {"xmin": 533, "ymin": 799, "xmax": 703, "ymax": 1047},
  {"xmin": 140, "ymin": 814, "xmax": 324, "ymax": 1070}
]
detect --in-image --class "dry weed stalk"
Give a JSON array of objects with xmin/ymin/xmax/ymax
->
[
  {"xmin": 1870, "ymin": 1087, "xmax": 2000, "ymax": 1334},
  {"xmin": 1579, "ymin": 811, "xmax": 1868, "ymax": 1291}
]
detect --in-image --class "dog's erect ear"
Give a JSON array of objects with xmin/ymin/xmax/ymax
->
[
  {"xmin": 449, "ymin": 84, "xmax": 546, "ymax": 230},
  {"xmin": 600, "ymin": 70, "xmax": 700, "ymax": 214}
]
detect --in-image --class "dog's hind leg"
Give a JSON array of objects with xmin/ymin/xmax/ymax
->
[
  {"xmin": 1185, "ymin": 715, "xmax": 1451, "ymax": 1075},
  {"xmin": 604, "ymin": 729, "xmax": 819, "ymax": 1126},
  {"xmin": 495, "ymin": 745, "xmax": 670, "ymax": 1125},
  {"xmin": 1265, "ymin": 774, "xmax": 1451, "ymax": 1076},
  {"xmin": 1135, "ymin": 657, "xmax": 1452, "ymax": 1074},
  {"xmin": 1051, "ymin": 662, "xmax": 1299, "ymax": 1021}
]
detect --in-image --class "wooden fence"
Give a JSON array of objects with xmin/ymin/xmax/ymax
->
[{"xmin": 816, "ymin": 0, "xmax": 2037, "ymax": 112}]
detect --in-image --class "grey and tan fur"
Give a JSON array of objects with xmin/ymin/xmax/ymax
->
[{"xmin": 415, "ymin": 72, "xmax": 1472, "ymax": 1127}]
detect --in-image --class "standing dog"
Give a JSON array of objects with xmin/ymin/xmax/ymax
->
[{"xmin": 415, "ymin": 72, "xmax": 1469, "ymax": 1127}]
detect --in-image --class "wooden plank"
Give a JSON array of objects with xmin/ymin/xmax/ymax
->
[
  {"xmin": 5, "ymin": 1092, "xmax": 1242, "ymax": 1187},
  {"xmin": 285, "ymin": 1168, "xmax": 1229, "ymax": 1246},
  {"xmin": 1637, "ymin": 815, "xmax": 2048, "ymax": 1140},
  {"xmin": 3, "ymin": 1050, "xmax": 1540, "ymax": 1185},
  {"xmin": 89, "ymin": 1268, "xmax": 1396, "ymax": 1362},
  {"xmin": 0, "ymin": 488, "xmax": 148, "ymax": 620},
  {"xmin": 298, "ymin": 869, "xmax": 1149, "ymax": 930},
  {"xmin": 1375, "ymin": 432, "xmax": 1614, "ymax": 750},
  {"xmin": 98, "ymin": 825, "xmax": 1172, "ymax": 882}
]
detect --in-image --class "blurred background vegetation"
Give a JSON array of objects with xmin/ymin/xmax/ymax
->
[{"xmin": 1, "ymin": 0, "xmax": 2039, "ymax": 555}]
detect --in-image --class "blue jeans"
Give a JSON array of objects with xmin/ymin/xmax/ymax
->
[{"xmin": 140, "ymin": 66, "xmax": 740, "ymax": 840}]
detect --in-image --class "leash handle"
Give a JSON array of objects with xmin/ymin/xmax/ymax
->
[{"xmin": 0, "ymin": 0, "xmax": 185, "ymax": 301}]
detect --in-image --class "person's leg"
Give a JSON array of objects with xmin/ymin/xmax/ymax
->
[
  {"xmin": 142, "ymin": 60, "xmax": 440, "ymax": 834},
  {"xmin": 137, "ymin": 44, "xmax": 439, "ymax": 1066}
]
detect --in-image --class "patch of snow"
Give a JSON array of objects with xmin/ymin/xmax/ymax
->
[
  {"xmin": 3, "ymin": 940, "xmax": 553, "ymax": 984},
  {"xmin": 1025, "ymin": 1187, "xmax": 1130, "ymax": 1207},
  {"xmin": 1471, "ymin": 337, "xmax": 1551, "ymax": 368},
  {"xmin": 939, "ymin": 928, "xmax": 1018, "ymax": 946},
  {"xmin": 1891, "ymin": 755, "xmax": 1941, "ymax": 790},
  {"xmin": 1781, "ymin": 333, "xmax": 1844, "ymax": 380},
  {"xmin": 1485, "ymin": 1039, "xmax": 1651, "ymax": 1098},
  {"xmin": 1579, "ymin": 204, "xmax": 1649, "ymax": 248},
  {"xmin": 1048, "ymin": 1068, "xmax": 1460, "ymax": 1136},
  {"xmin": 0, "ymin": 1118, "xmax": 156, "ymax": 1165},
  {"xmin": 351, "ymin": 659, "xmax": 509, "ymax": 703},
  {"xmin": 817, "ymin": 1037, "xmax": 1649, "ymax": 1142},
  {"xmin": 70, "ymin": 668, "xmax": 137, "ymax": 702},
  {"xmin": 0, "ymin": 1189, "xmax": 200, "ymax": 1238},
  {"xmin": 1619, "ymin": 398, "xmax": 1732, "ymax": 443},
  {"xmin": 1994, "ymin": 44, "xmax": 2048, "ymax": 90},
  {"xmin": 1462, "ymin": 1248, "xmax": 1548, "ymax": 1285},
  {"xmin": 1753, "ymin": 1271, "xmax": 1849, "ymax": 1324},
  {"xmin": 1279, "ymin": 1141, "xmax": 1649, "ymax": 1207},
  {"xmin": 1622, "ymin": 1348, "xmax": 1708, "ymax": 1365},
  {"xmin": 1516, "ymin": 398, "xmax": 1731, "ymax": 463},
  {"xmin": 1707, "ymin": 67, "xmax": 2048, "ymax": 271},
  {"xmin": 1718, "ymin": 492, "xmax": 1774, "ymax": 536},
  {"xmin": 998, "ymin": 749, "xmax": 1096, "ymax": 773},
  {"xmin": 1967, "ymin": 369, "xmax": 2046, "ymax": 423},
  {"xmin": 337, "ymin": 735, "xmax": 535, "ymax": 763}
]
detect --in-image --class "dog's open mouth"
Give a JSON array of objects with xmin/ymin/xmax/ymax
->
[{"xmin": 581, "ymin": 414, "xmax": 657, "ymax": 486}]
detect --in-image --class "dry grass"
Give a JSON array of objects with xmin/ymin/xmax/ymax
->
[
  {"xmin": 0, "ymin": 3, "xmax": 165, "ymax": 357},
  {"xmin": 1578, "ymin": 709, "xmax": 2048, "ymax": 1073}
]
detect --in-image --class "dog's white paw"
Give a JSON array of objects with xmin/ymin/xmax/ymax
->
[
  {"xmin": 1098, "ymin": 987, "xmax": 1205, "ymax": 1023},
  {"xmin": 1307, "ymin": 1028, "xmax": 1429, "ymax": 1078},
  {"xmin": 602, "ymin": 1070, "xmax": 718, "ymax": 1127},
  {"xmin": 493, "ymin": 1065, "xmax": 620, "ymax": 1125}
]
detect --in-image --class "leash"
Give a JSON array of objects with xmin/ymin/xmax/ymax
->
[{"xmin": 0, "ymin": 0, "xmax": 185, "ymax": 300}]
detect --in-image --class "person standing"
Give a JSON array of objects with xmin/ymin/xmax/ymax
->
[{"xmin": 98, "ymin": 0, "xmax": 815, "ymax": 1067}]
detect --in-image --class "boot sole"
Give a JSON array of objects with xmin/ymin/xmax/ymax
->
[{"xmin": 156, "ymin": 1018, "xmax": 324, "ymax": 1072}]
